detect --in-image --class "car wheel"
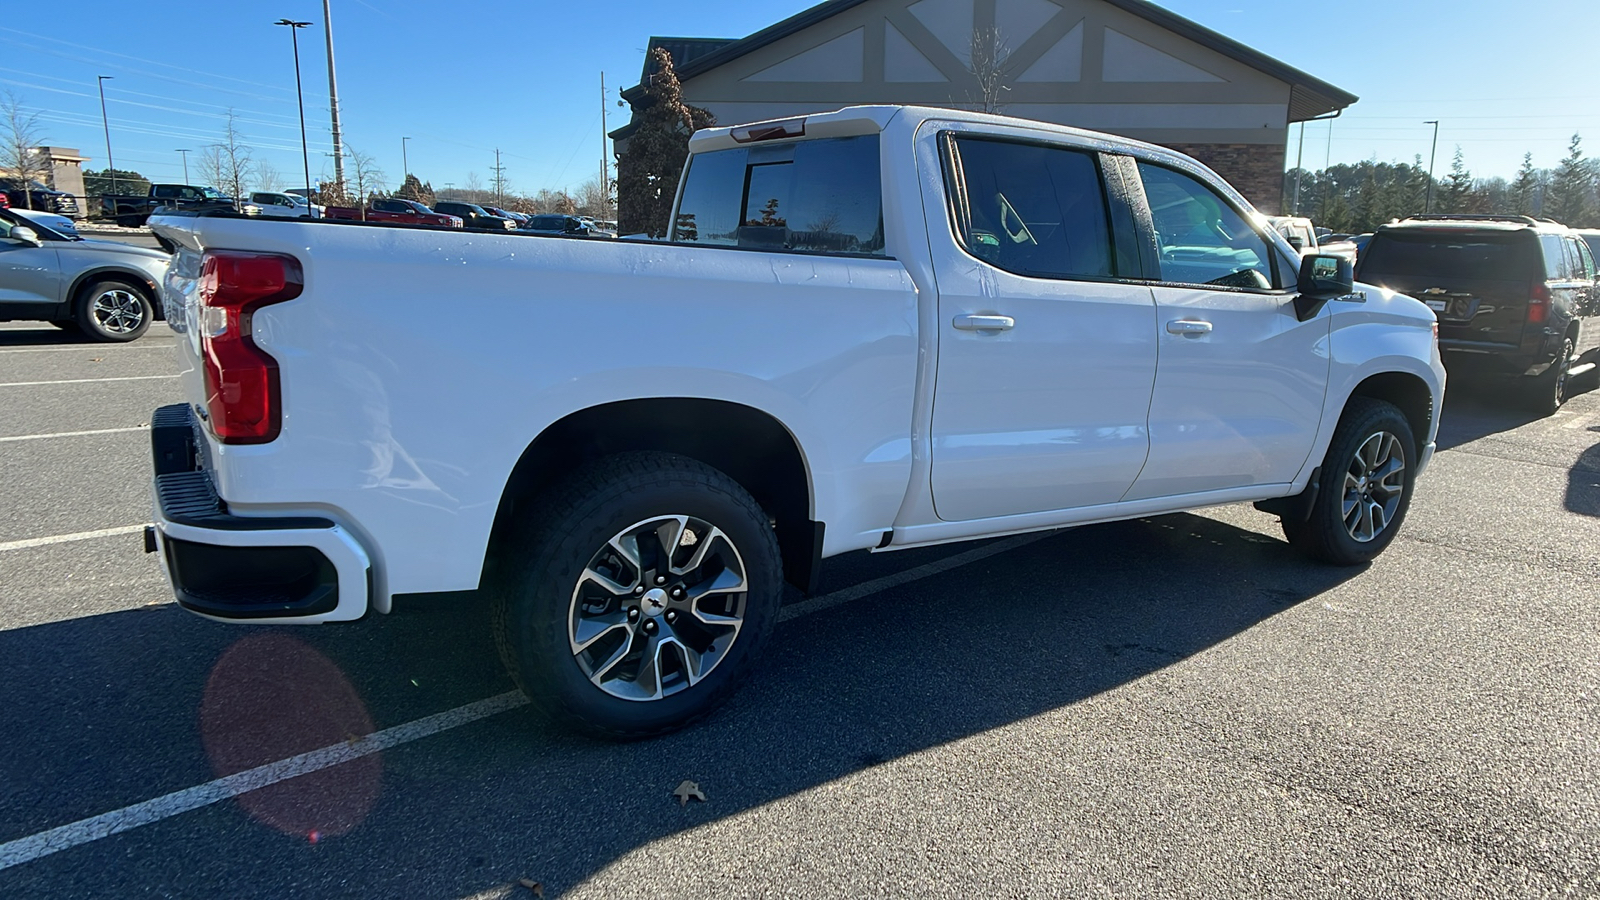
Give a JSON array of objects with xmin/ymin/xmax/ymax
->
[
  {"xmin": 75, "ymin": 279, "xmax": 152, "ymax": 342},
  {"xmin": 1525, "ymin": 335, "xmax": 1574, "ymax": 416},
  {"xmin": 491, "ymin": 452, "xmax": 782, "ymax": 739},
  {"xmin": 1282, "ymin": 398, "xmax": 1416, "ymax": 566}
]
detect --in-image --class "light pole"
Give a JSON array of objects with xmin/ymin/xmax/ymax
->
[
  {"xmin": 322, "ymin": 0, "xmax": 345, "ymax": 193},
  {"xmin": 1424, "ymin": 120, "xmax": 1441, "ymax": 215},
  {"xmin": 401, "ymin": 136, "xmax": 410, "ymax": 189},
  {"xmin": 1292, "ymin": 120, "xmax": 1306, "ymax": 215},
  {"xmin": 275, "ymin": 19, "xmax": 314, "ymax": 207},
  {"xmin": 96, "ymin": 75, "xmax": 117, "ymax": 197},
  {"xmin": 175, "ymin": 149, "xmax": 190, "ymax": 184}
]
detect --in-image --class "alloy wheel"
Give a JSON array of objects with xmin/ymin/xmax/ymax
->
[
  {"xmin": 91, "ymin": 288, "xmax": 146, "ymax": 334},
  {"xmin": 568, "ymin": 515, "xmax": 747, "ymax": 702},
  {"xmin": 1341, "ymin": 431, "xmax": 1406, "ymax": 543}
]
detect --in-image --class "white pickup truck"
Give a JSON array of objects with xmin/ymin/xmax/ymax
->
[{"xmin": 148, "ymin": 106, "xmax": 1444, "ymax": 738}]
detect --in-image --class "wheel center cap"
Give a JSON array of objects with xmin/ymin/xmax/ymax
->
[{"xmin": 640, "ymin": 588, "xmax": 670, "ymax": 617}]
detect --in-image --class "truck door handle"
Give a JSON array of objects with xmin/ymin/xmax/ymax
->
[
  {"xmin": 952, "ymin": 314, "xmax": 1015, "ymax": 332},
  {"xmin": 1166, "ymin": 319, "xmax": 1213, "ymax": 335}
]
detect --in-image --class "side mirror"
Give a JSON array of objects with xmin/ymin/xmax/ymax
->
[
  {"xmin": 1286, "ymin": 235, "xmax": 1305, "ymax": 252},
  {"xmin": 8, "ymin": 225, "xmax": 41, "ymax": 246},
  {"xmin": 1294, "ymin": 254, "xmax": 1353, "ymax": 321}
]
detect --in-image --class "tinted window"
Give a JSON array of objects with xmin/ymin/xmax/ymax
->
[
  {"xmin": 1540, "ymin": 234, "xmax": 1569, "ymax": 279},
  {"xmin": 372, "ymin": 200, "xmax": 401, "ymax": 213},
  {"xmin": 1359, "ymin": 232, "xmax": 1539, "ymax": 281},
  {"xmin": 1137, "ymin": 162, "xmax": 1276, "ymax": 289},
  {"xmin": 529, "ymin": 215, "xmax": 564, "ymax": 230},
  {"xmin": 946, "ymin": 137, "xmax": 1114, "ymax": 280},
  {"xmin": 672, "ymin": 135, "xmax": 885, "ymax": 256},
  {"xmin": 153, "ymin": 185, "xmax": 178, "ymax": 199},
  {"xmin": 1576, "ymin": 237, "xmax": 1597, "ymax": 280},
  {"xmin": 1582, "ymin": 234, "xmax": 1600, "ymax": 267}
]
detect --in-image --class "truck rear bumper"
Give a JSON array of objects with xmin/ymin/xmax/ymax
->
[{"xmin": 148, "ymin": 403, "xmax": 371, "ymax": 624}]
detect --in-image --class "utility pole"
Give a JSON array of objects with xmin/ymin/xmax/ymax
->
[
  {"xmin": 401, "ymin": 136, "xmax": 410, "ymax": 189},
  {"xmin": 322, "ymin": 0, "xmax": 344, "ymax": 193},
  {"xmin": 96, "ymin": 75, "xmax": 117, "ymax": 197},
  {"xmin": 275, "ymin": 19, "xmax": 314, "ymax": 206},
  {"xmin": 600, "ymin": 72, "xmax": 610, "ymax": 220},
  {"xmin": 1424, "ymin": 120, "xmax": 1440, "ymax": 214},
  {"xmin": 492, "ymin": 148, "xmax": 505, "ymax": 205},
  {"xmin": 176, "ymin": 149, "xmax": 190, "ymax": 183}
]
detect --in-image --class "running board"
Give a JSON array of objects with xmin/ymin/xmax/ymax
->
[{"xmin": 1569, "ymin": 361, "xmax": 1597, "ymax": 377}]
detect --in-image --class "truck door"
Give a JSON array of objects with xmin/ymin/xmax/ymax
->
[
  {"xmin": 1122, "ymin": 160, "xmax": 1329, "ymax": 502},
  {"xmin": 925, "ymin": 133, "xmax": 1158, "ymax": 522}
]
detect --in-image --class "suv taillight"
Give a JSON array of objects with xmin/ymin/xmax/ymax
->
[
  {"xmin": 197, "ymin": 251, "xmax": 302, "ymax": 444},
  {"xmin": 1528, "ymin": 280, "xmax": 1551, "ymax": 324}
]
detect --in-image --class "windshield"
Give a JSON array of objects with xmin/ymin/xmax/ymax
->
[{"xmin": 200, "ymin": 187, "xmax": 226, "ymax": 200}]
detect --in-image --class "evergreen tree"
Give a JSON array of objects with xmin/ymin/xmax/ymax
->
[
  {"xmin": 83, "ymin": 168, "xmax": 150, "ymax": 198},
  {"xmin": 1437, "ymin": 148, "xmax": 1476, "ymax": 214},
  {"xmin": 396, "ymin": 173, "xmax": 434, "ymax": 206},
  {"xmin": 1510, "ymin": 154, "xmax": 1538, "ymax": 217},
  {"xmin": 615, "ymin": 48, "xmax": 715, "ymax": 237},
  {"xmin": 1547, "ymin": 134, "xmax": 1594, "ymax": 226}
]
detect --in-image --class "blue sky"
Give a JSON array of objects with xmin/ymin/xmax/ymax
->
[{"xmin": 2, "ymin": 0, "xmax": 1596, "ymax": 195}]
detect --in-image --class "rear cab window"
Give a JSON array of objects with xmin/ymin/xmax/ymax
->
[{"xmin": 672, "ymin": 135, "xmax": 885, "ymax": 256}]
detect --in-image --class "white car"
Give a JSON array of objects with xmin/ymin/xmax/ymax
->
[
  {"xmin": 148, "ymin": 105, "xmax": 1444, "ymax": 738},
  {"xmin": 242, "ymin": 191, "xmax": 323, "ymax": 218},
  {"xmin": 10, "ymin": 207, "xmax": 79, "ymax": 237}
]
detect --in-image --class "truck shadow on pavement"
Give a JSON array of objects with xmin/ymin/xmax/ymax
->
[
  {"xmin": 1567, "ymin": 434, "xmax": 1600, "ymax": 518},
  {"xmin": 0, "ymin": 512, "xmax": 1363, "ymax": 897}
]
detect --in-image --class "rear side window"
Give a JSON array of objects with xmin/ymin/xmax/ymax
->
[
  {"xmin": 1540, "ymin": 234, "xmax": 1570, "ymax": 279},
  {"xmin": 1576, "ymin": 238, "xmax": 1597, "ymax": 280},
  {"xmin": 945, "ymin": 136, "xmax": 1115, "ymax": 280},
  {"xmin": 1360, "ymin": 232, "xmax": 1539, "ymax": 282},
  {"xmin": 672, "ymin": 135, "xmax": 885, "ymax": 256}
]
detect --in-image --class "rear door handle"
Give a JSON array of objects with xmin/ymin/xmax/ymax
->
[
  {"xmin": 1166, "ymin": 319, "xmax": 1213, "ymax": 335},
  {"xmin": 953, "ymin": 314, "xmax": 1015, "ymax": 332}
]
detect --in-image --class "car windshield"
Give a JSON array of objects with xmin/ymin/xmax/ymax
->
[{"xmin": 200, "ymin": 187, "xmax": 226, "ymax": 200}]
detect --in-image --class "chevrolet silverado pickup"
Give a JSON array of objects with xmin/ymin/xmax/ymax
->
[{"xmin": 148, "ymin": 106, "xmax": 1444, "ymax": 738}]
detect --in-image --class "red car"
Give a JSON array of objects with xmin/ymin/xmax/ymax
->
[{"xmin": 324, "ymin": 198, "xmax": 462, "ymax": 227}]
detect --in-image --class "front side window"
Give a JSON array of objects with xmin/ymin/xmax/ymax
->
[
  {"xmin": 945, "ymin": 136, "xmax": 1114, "ymax": 280},
  {"xmin": 1136, "ymin": 162, "xmax": 1277, "ymax": 290},
  {"xmin": 672, "ymin": 134, "xmax": 885, "ymax": 256}
]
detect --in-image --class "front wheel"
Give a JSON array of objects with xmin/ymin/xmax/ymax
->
[
  {"xmin": 75, "ymin": 279, "xmax": 152, "ymax": 342},
  {"xmin": 491, "ymin": 452, "xmax": 782, "ymax": 739},
  {"xmin": 1282, "ymin": 398, "xmax": 1416, "ymax": 565}
]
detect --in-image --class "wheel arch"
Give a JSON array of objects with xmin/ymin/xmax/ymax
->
[
  {"xmin": 487, "ymin": 398, "xmax": 821, "ymax": 594},
  {"xmin": 1345, "ymin": 370, "xmax": 1435, "ymax": 451},
  {"xmin": 67, "ymin": 266, "xmax": 163, "ymax": 320}
]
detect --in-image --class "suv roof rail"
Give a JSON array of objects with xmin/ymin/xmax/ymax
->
[{"xmin": 1400, "ymin": 214, "xmax": 1540, "ymax": 226}]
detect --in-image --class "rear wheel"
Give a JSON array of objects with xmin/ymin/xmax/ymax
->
[
  {"xmin": 491, "ymin": 452, "xmax": 782, "ymax": 739},
  {"xmin": 1525, "ymin": 335, "xmax": 1574, "ymax": 416},
  {"xmin": 1283, "ymin": 398, "xmax": 1416, "ymax": 565},
  {"xmin": 75, "ymin": 279, "xmax": 151, "ymax": 342}
]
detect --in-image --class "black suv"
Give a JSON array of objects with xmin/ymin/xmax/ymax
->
[
  {"xmin": 431, "ymin": 200, "xmax": 515, "ymax": 230},
  {"xmin": 1356, "ymin": 215, "xmax": 1598, "ymax": 413}
]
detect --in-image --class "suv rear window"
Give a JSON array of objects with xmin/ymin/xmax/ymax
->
[
  {"xmin": 1360, "ymin": 232, "xmax": 1538, "ymax": 281},
  {"xmin": 672, "ymin": 135, "xmax": 885, "ymax": 256}
]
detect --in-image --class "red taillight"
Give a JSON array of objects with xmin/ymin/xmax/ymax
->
[
  {"xmin": 1528, "ymin": 280, "xmax": 1551, "ymax": 324},
  {"xmin": 197, "ymin": 252, "xmax": 302, "ymax": 444}
]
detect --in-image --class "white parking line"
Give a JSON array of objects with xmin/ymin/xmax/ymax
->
[
  {"xmin": 0, "ymin": 344, "xmax": 173, "ymax": 354},
  {"xmin": 0, "ymin": 375, "xmax": 177, "ymax": 388},
  {"xmin": 0, "ymin": 426, "xmax": 149, "ymax": 444},
  {"xmin": 0, "ymin": 530, "xmax": 1055, "ymax": 869},
  {"xmin": 0, "ymin": 692, "xmax": 531, "ymax": 871},
  {"xmin": 0, "ymin": 525, "xmax": 145, "ymax": 553}
]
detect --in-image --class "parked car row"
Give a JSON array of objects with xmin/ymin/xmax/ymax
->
[{"xmin": 0, "ymin": 178, "xmax": 80, "ymax": 217}]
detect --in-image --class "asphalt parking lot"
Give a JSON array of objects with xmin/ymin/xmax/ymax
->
[{"xmin": 0, "ymin": 321, "xmax": 1596, "ymax": 898}]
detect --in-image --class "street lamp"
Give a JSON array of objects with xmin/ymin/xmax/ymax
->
[
  {"xmin": 275, "ymin": 18, "xmax": 314, "ymax": 210},
  {"xmin": 1424, "ymin": 120, "xmax": 1441, "ymax": 215},
  {"xmin": 96, "ymin": 75, "xmax": 117, "ymax": 197},
  {"xmin": 175, "ymin": 149, "xmax": 190, "ymax": 184}
]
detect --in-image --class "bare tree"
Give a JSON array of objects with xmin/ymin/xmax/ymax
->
[
  {"xmin": 0, "ymin": 90, "xmax": 50, "ymax": 209},
  {"xmin": 345, "ymin": 147, "xmax": 384, "ymax": 219},
  {"xmin": 197, "ymin": 111, "xmax": 253, "ymax": 204},
  {"xmin": 463, "ymin": 171, "xmax": 484, "ymax": 204},
  {"xmin": 969, "ymin": 27, "xmax": 1011, "ymax": 114},
  {"xmin": 575, "ymin": 177, "xmax": 613, "ymax": 218},
  {"xmin": 253, "ymin": 160, "xmax": 282, "ymax": 192}
]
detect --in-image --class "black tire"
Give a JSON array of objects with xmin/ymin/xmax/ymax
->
[
  {"xmin": 74, "ymin": 279, "xmax": 152, "ymax": 342},
  {"xmin": 1283, "ymin": 398, "xmax": 1417, "ymax": 566},
  {"xmin": 491, "ymin": 452, "xmax": 782, "ymax": 739},
  {"xmin": 1524, "ymin": 335, "xmax": 1574, "ymax": 417}
]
